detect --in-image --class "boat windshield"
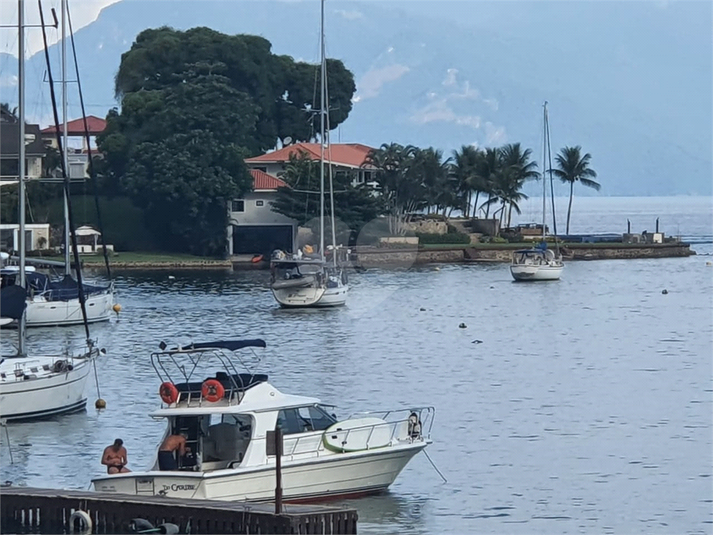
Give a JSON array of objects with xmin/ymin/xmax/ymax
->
[{"xmin": 276, "ymin": 404, "xmax": 337, "ymax": 435}]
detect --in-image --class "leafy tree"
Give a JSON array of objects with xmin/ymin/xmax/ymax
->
[
  {"xmin": 99, "ymin": 27, "xmax": 356, "ymax": 255},
  {"xmin": 113, "ymin": 27, "xmax": 355, "ymax": 153},
  {"xmin": 270, "ymin": 151, "xmax": 382, "ymax": 246},
  {"xmin": 551, "ymin": 145, "xmax": 600, "ymax": 234}
]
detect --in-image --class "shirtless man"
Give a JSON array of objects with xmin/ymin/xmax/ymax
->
[
  {"xmin": 158, "ymin": 433, "xmax": 190, "ymax": 471},
  {"xmin": 101, "ymin": 439, "xmax": 130, "ymax": 474}
]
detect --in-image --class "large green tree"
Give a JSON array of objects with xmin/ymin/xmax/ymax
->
[
  {"xmin": 551, "ymin": 145, "xmax": 600, "ymax": 234},
  {"xmin": 98, "ymin": 27, "xmax": 357, "ymax": 256}
]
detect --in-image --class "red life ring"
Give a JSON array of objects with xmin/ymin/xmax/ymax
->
[
  {"xmin": 201, "ymin": 379, "xmax": 225, "ymax": 402},
  {"xmin": 159, "ymin": 382, "xmax": 179, "ymax": 405}
]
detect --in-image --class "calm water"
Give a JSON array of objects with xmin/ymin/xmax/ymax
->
[{"xmin": 1, "ymin": 196, "xmax": 712, "ymax": 534}]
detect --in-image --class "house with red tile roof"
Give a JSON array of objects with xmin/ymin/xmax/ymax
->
[
  {"xmin": 40, "ymin": 115, "xmax": 108, "ymax": 179},
  {"xmin": 244, "ymin": 142, "xmax": 377, "ymax": 187},
  {"xmin": 229, "ymin": 143, "xmax": 377, "ymax": 257}
]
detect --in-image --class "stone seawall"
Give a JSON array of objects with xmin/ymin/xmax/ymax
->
[{"xmin": 355, "ymin": 243, "xmax": 695, "ymax": 266}]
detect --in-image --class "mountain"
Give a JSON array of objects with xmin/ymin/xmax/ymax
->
[{"xmin": 4, "ymin": 0, "xmax": 711, "ymax": 196}]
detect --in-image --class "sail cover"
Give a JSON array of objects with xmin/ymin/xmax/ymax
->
[{"xmin": 0, "ymin": 285, "xmax": 27, "ymax": 319}]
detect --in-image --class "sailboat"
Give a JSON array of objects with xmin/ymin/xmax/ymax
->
[
  {"xmin": 0, "ymin": 0, "xmax": 115, "ymax": 327},
  {"xmin": 0, "ymin": 0, "xmax": 101, "ymax": 421},
  {"xmin": 270, "ymin": 0, "xmax": 348, "ymax": 308},
  {"xmin": 510, "ymin": 102, "xmax": 565, "ymax": 281}
]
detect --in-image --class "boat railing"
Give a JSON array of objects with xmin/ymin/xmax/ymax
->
[
  {"xmin": 346, "ymin": 406, "xmax": 435, "ymax": 437},
  {"xmin": 279, "ymin": 411, "xmax": 432, "ymax": 461}
]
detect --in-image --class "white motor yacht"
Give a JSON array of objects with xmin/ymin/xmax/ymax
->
[{"xmin": 91, "ymin": 340, "xmax": 433, "ymax": 502}]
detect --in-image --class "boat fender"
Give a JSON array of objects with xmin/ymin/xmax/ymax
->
[
  {"xmin": 69, "ymin": 510, "xmax": 92, "ymax": 533},
  {"xmin": 159, "ymin": 382, "xmax": 179, "ymax": 405},
  {"xmin": 201, "ymin": 379, "xmax": 225, "ymax": 402},
  {"xmin": 157, "ymin": 522, "xmax": 180, "ymax": 534},
  {"xmin": 251, "ymin": 254, "xmax": 264, "ymax": 263},
  {"xmin": 129, "ymin": 518, "xmax": 154, "ymax": 533}
]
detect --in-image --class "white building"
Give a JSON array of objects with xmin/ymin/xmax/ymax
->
[
  {"xmin": 228, "ymin": 170, "xmax": 296, "ymax": 256},
  {"xmin": 0, "ymin": 223, "xmax": 50, "ymax": 251}
]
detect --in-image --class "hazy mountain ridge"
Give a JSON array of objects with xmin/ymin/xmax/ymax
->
[{"xmin": 2, "ymin": 0, "xmax": 710, "ymax": 196}]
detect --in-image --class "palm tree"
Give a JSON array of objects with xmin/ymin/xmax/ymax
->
[
  {"xmin": 499, "ymin": 143, "xmax": 538, "ymax": 227},
  {"xmin": 476, "ymin": 147, "xmax": 502, "ymax": 219},
  {"xmin": 551, "ymin": 146, "xmax": 600, "ymax": 234},
  {"xmin": 450, "ymin": 145, "xmax": 481, "ymax": 217}
]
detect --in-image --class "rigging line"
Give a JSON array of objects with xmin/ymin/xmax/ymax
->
[
  {"xmin": 545, "ymin": 105, "xmax": 559, "ymax": 251},
  {"xmin": 38, "ymin": 0, "xmax": 91, "ymax": 341},
  {"xmin": 66, "ymin": 0, "xmax": 111, "ymax": 279}
]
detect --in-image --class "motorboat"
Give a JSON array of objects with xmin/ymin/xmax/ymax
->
[
  {"xmin": 510, "ymin": 243, "xmax": 564, "ymax": 281},
  {"xmin": 91, "ymin": 339, "xmax": 433, "ymax": 501}
]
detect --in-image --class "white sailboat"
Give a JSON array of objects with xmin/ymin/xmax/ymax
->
[
  {"xmin": 0, "ymin": 0, "xmax": 115, "ymax": 328},
  {"xmin": 91, "ymin": 340, "xmax": 432, "ymax": 501},
  {"xmin": 0, "ymin": 0, "xmax": 100, "ymax": 421},
  {"xmin": 510, "ymin": 102, "xmax": 565, "ymax": 281},
  {"xmin": 270, "ymin": 0, "xmax": 348, "ymax": 308}
]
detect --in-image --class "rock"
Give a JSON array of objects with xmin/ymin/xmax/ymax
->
[{"xmin": 661, "ymin": 289, "xmax": 668, "ymax": 294}]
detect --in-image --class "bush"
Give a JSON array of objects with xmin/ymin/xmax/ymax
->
[{"xmin": 416, "ymin": 232, "xmax": 471, "ymax": 244}]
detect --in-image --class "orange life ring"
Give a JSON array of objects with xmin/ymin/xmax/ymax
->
[
  {"xmin": 201, "ymin": 379, "xmax": 225, "ymax": 402},
  {"xmin": 159, "ymin": 382, "xmax": 179, "ymax": 405},
  {"xmin": 251, "ymin": 254, "xmax": 264, "ymax": 263}
]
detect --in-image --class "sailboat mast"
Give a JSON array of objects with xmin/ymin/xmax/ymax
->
[
  {"xmin": 542, "ymin": 101, "xmax": 547, "ymax": 241},
  {"xmin": 17, "ymin": 0, "xmax": 26, "ymax": 354},
  {"xmin": 61, "ymin": 0, "xmax": 70, "ymax": 275},
  {"xmin": 318, "ymin": 0, "xmax": 325, "ymax": 259}
]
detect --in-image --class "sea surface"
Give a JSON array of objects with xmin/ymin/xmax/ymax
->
[{"xmin": 1, "ymin": 196, "xmax": 712, "ymax": 534}]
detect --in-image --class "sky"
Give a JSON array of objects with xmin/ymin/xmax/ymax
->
[{"xmin": 1, "ymin": 0, "xmax": 120, "ymax": 57}]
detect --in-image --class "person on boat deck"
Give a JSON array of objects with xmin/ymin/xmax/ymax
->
[
  {"xmin": 101, "ymin": 438, "xmax": 131, "ymax": 474},
  {"xmin": 158, "ymin": 432, "xmax": 190, "ymax": 471}
]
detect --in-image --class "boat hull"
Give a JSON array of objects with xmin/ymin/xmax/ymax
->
[
  {"xmin": 510, "ymin": 264, "xmax": 563, "ymax": 281},
  {"xmin": 0, "ymin": 357, "xmax": 94, "ymax": 421},
  {"xmin": 272, "ymin": 284, "xmax": 348, "ymax": 308},
  {"xmin": 24, "ymin": 291, "xmax": 114, "ymax": 327},
  {"xmin": 92, "ymin": 441, "xmax": 426, "ymax": 502}
]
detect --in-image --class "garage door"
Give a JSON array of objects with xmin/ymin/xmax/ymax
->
[{"xmin": 232, "ymin": 225, "xmax": 293, "ymax": 255}]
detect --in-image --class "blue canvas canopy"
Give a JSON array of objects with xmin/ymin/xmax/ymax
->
[
  {"xmin": 178, "ymin": 339, "xmax": 267, "ymax": 352},
  {"xmin": 0, "ymin": 285, "xmax": 27, "ymax": 320}
]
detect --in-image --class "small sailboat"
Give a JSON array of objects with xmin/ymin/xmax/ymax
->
[
  {"xmin": 0, "ymin": 0, "xmax": 101, "ymax": 421},
  {"xmin": 270, "ymin": 0, "xmax": 348, "ymax": 307},
  {"xmin": 24, "ymin": 0, "xmax": 114, "ymax": 326},
  {"xmin": 510, "ymin": 102, "xmax": 564, "ymax": 281}
]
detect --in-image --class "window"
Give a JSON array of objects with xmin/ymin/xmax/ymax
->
[
  {"xmin": 232, "ymin": 200, "xmax": 244, "ymax": 213},
  {"xmin": 276, "ymin": 406, "xmax": 337, "ymax": 435},
  {"xmin": 255, "ymin": 200, "xmax": 264, "ymax": 207}
]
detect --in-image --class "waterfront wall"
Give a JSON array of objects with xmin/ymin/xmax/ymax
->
[{"xmin": 355, "ymin": 243, "xmax": 695, "ymax": 266}]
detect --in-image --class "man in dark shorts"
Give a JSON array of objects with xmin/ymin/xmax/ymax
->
[
  {"xmin": 158, "ymin": 432, "xmax": 190, "ymax": 470},
  {"xmin": 101, "ymin": 438, "xmax": 131, "ymax": 474}
]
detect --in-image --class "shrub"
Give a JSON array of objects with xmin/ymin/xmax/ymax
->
[{"xmin": 417, "ymin": 232, "xmax": 471, "ymax": 244}]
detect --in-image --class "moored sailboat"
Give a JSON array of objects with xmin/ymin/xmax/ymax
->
[
  {"xmin": 270, "ymin": 0, "xmax": 348, "ymax": 308},
  {"xmin": 510, "ymin": 102, "xmax": 564, "ymax": 281},
  {"xmin": 0, "ymin": 0, "xmax": 101, "ymax": 421}
]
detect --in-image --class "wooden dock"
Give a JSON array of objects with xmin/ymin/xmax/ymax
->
[{"xmin": 0, "ymin": 486, "xmax": 358, "ymax": 534}]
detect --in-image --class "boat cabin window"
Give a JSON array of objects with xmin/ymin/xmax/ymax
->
[{"xmin": 277, "ymin": 405, "xmax": 337, "ymax": 435}]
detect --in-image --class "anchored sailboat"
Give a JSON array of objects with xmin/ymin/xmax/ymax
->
[
  {"xmin": 510, "ymin": 102, "xmax": 565, "ymax": 282},
  {"xmin": 0, "ymin": 0, "xmax": 101, "ymax": 421},
  {"xmin": 270, "ymin": 0, "xmax": 348, "ymax": 307}
]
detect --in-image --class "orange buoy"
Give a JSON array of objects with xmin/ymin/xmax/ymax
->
[
  {"xmin": 201, "ymin": 379, "xmax": 225, "ymax": 402},
  {"xmin": 159, "ymin": 382, "xmax": 179, "ymax": 405},
  {"xmin": 251, "ymin": 254, "xmax": 264, "ymax": 263}
]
